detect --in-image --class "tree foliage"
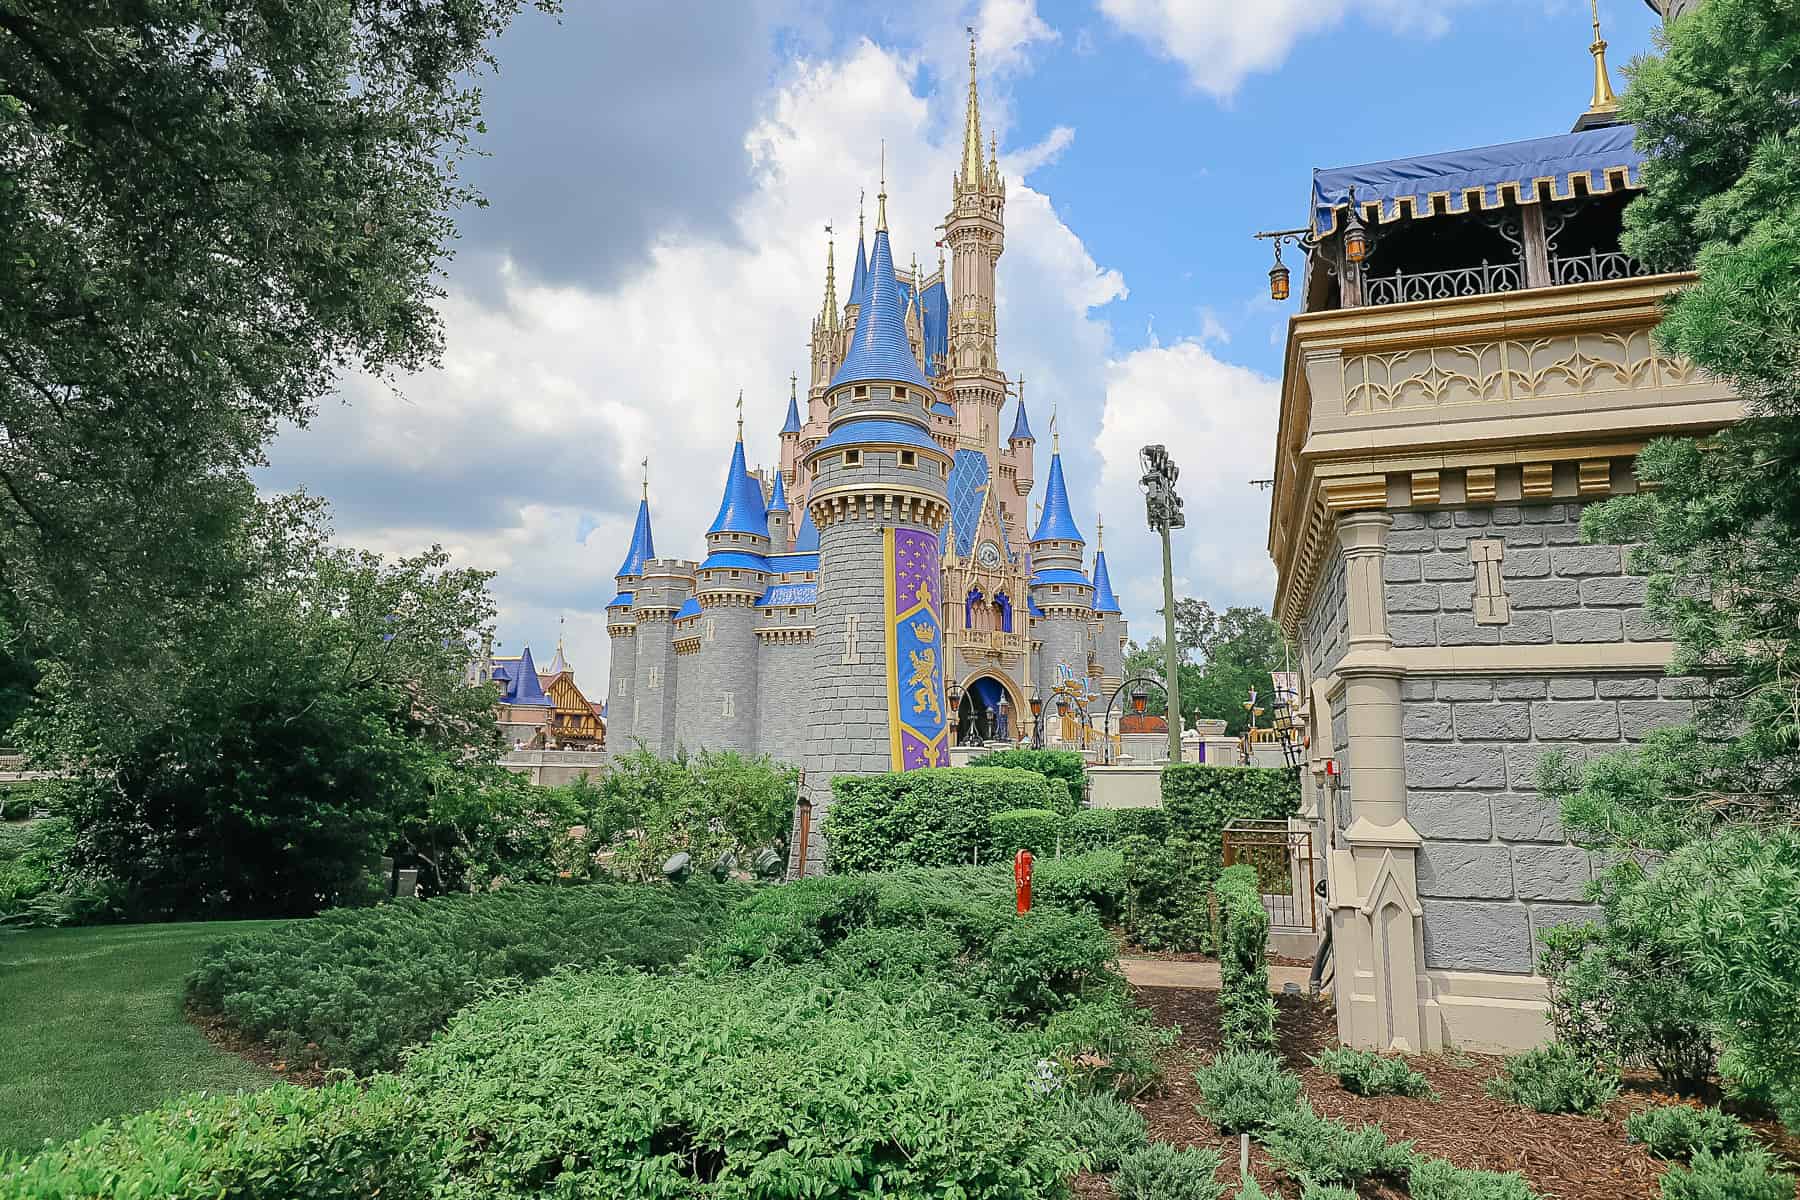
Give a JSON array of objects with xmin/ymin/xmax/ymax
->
[
  {"xmin": 1123, "ymin": 600, "xmax": 1286, "ymax": 734},
  {"xmin": 1538, "ymin": 0, "xmax": 1800, "ymax": 1128},
  {"xmin": 0, "ymin": 0, "xmax": 548, "ymax": 713}
]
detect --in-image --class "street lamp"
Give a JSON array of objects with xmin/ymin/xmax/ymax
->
[
  {"xmin": 947, "ymin": 679, "xmax": 964, "ymax": 744},
  {"xmin": 1029, "ymin": 692, "xmax": 1045, "ymax": 749},
  {"xmin": 1100, "ymin": 675, "xmax": 1171, "ymax": 764},
  {"xmin": 1131, "ymin": 688, "xmax": 1148, "ymax": 716},
  {"xmin": 1268, "ymin": 239, "xmax": 1291, "ymax": 302},
  {"xmin": 1342, "ymin": 186, "xmax": 1370, "ymax": 265}
]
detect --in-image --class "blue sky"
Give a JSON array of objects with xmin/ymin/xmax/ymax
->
[{"xmin": 259, "ymin": 0, "xmax": 1665, "ymax": 689}]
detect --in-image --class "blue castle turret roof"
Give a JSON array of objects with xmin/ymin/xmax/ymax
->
[
  {"xmin": 501, "ymin": 645, "xmax": 551, "ymax": 707},
  {"xmin": 615, "ymin": 498, "xmax": 655, "ymax": 578},
  {"xmin": 793, "ymin": 510, "xmax": 820, "ymax": 553},
  {"xmin": 1091, "ymin": 549, "xmax": 1121, "ymax": 613},
  {"xmin": 848, "ymin": 227, "xmax": 869, "ymax": 310},
  {"xmin": 781, "ymin": 389, "xmax": 802, "ymax": 435},
  {"xmin": 1009, "ymin": 399, "xmax": 1034, "ymax": 442},
  {"xmin": 830, "ymin": 216, "xmax": 931, "ymax": 391},
  {"xmin": 768, "ymin": 471, "xmax": 789, "ymax": 513},
  {"xmin": 707, "ymin": 436, "xmax": 770, "ymax": 538},
  {"xmin": 1031, "ymin": 451, "xmax": 1085, "ymax": 544}
]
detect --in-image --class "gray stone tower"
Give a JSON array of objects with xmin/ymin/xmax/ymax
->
[
  {"xmin": 605, "ymin": 490, "xmax": 654, "ymax": 742},
  {"xmin": 629, "ymin": 555, "xmax": 693, "ymax": 755},
  {"xmin": 766, "ymin": 468, "xmax": 790, "ymax": 554},
  {"xmin": 1028, "ymin": 440, "xmax": 1095, "ymax": 708},
  {"xmin": 946, "ymin": 31, "xmax": 1007, "ymax": 439},
  {"xmin": 679, "ymin": 426, "xmax": 770, "ymax": 754},
  {"xmin": 791, "ymin": 176, "xmax": 953, "ymax": 876},
  {"xmin": 1091, "ymin": 518, "xmax": 1125, "ymax": 695}
]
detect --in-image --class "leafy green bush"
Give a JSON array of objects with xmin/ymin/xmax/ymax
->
[
  {"xmin": 1298, "ymin": 1185, "xmax": 1357, "ymax": 1200},
  {"xmin": 970, "ymin": 748, "xmax": 1087, "ymax": 807},
  {"xmin": 1040, "ymin": 989, "xmax": 1175, "ymax": 1098},
  {"xmin": 1656, "ymin": 1148, "xmax": 1793, "ymax": 1200},
  {"xmin": 578, "ymin": 748, "xmax": 796, "ymax": 884},
  {"xmin": 824, "ymin": 767, "xmax": 1057, "ymax": 871},
  {"xmin": 983, "ymin": 909, "xmax": 1117, "ymax": 1019},
  {"xmin": 1113, "ymin": 1143, "xmax": 1227, "ymax": 1200},
  {"xmin": 1483, "ymin": 1043, "xmax": 1620, "ymax": 1115},
  {"xmin": 1126, "ymin": 765, "xmax": 1299, "ymax": 950},
  {"xmin": 990, "ymin": 807, "xmax": 1064, "ymax": 858},
  {"xmin": 701, "ymin": 875, "xmax": 879, "ymax": 967},
  {"xmin": 0, "ymin": 1079, "xmax": 428, "ymax": 1200},
  {"xmin": 1259, "ymin": 1102, "xmax": 1416, "ymax": 1189},
  {"xmin": 825, "ymin": 923, "xmax": 962, "ymax": 980},
  {"xmin": 405, "ymin": 967, "xmax": 1081, "ymax": 1199},
  {"xmin": 1309, "ymin": 1047, "xmax": 1434, "ymax": 1099},
  {"xmin": 1624, "ymin": 1104, "xmax": 1753, "ymax": 1162},
  {"xmin": 187, "ymin": 879, "xmax": 747, "ymax": 1073},
  {"xmin": 1193, "ymin": 1050, "xmax": 1302, "ymax": 1135},
  {"xmin": 1035, "ymin": 848, "xmax": 1127, "ymax": 922},
  {"xmin": 1066, "ymin": 807, "xmax": 1121, "ymax": 851},
  {"xmin": 1407, "ymin": 1157, "xmax": 1539, "ymax": 1200},
  {"xmin": 1216, "ymin": 863, "xmax": 1276, "ymax": 1052},
  {"xmin": 1115, "ymin": 807, "xmax": 1170, "ymax": 841},
  {"xmin": 1058, "ymin": 1091, "xmax": 1148, "ymax": 1172}
]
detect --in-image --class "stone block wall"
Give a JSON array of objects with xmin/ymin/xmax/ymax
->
[
  {"xmin": 1035, "ymin": 615, "xmax": 1088, "ymax": 695},
  {"xmin": 630, "ymin": 616, "xmax": 680, "ymax": 755},
  {"xmin": 672, "ymin": 606, "xmax": 760, "ymax": 755},
  {"xmin": 606, "ymin": 630, "xmax": 636, "ymax": 744},
  {"xmin": 1304, "ymin": 548, "xmax": 1349, "ymax": 678},
  {"xmin": 1384, "ymin": 504, "xmax": 1664, "ymax": 649},
  {"xmin": 755, "ymin": 637, "xmax": 812, "ymax": 765}
]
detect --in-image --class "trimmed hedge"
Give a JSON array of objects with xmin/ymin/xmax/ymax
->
[
  {"xmin": 990, "ymin": 808, "xmax": 1063, "ymax": 858},
  {"xmin": 824, "ymin": 767, "xmax": 1055, "ymax": 871},
  {"xmin": 968, "ymin": 748, "xmax": 1086, "ymax": 807},
  {"xmin": 1034, "ymin": 849, "xmax": 1127, "ymax": 923},
  {"xmin": 1217, "ymin": 863, "xmax": 1276, "ymax": 1052},
  {"xmin": 186, "ymin": 879, "xmax": 747, "ymax": 1073},
  {"xmin": 1125, "ymin": 764, "xmax": 1299, "ymax": 951}
]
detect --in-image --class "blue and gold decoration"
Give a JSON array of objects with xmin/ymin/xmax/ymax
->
[{"xmin": 885, "ymin": 526, "xmax": 948, "ymax": 769}]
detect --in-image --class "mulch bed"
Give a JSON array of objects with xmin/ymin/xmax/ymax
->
[
  {"xmin": 1074, "ymin": 986, "xmax": 1800, "ymax": 1200},
  {"xmin": 188, "ymin": 1009, "xmax": 334, "ymax": 1088}
]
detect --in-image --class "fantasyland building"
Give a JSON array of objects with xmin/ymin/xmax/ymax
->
[{"xmin": 601, "ymin": 43, "xmax": 1126, "ymax": 874}]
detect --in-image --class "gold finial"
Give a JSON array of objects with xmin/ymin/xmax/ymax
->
[
  {"xmin": 821, "ymin": 225, "xmax": 837, "ymax": 328},
  {"xmin": 989, "ymin": 128, "xmax": 998, "ymax": 172},
  {"xmin": 876, "ymin": 140, "xmax": 888, "ymax": 231},
  {"xmin": 962, "ymin": 27, "xmax": 982, "ymax": 187},
  {"xmin": 1586, "ymin": 0, "xmax": 1620, "ymax": 116},
  {"xmin": 641, "ymin": 457, "xmax": 649, "ymax": 499},
  {"xmin": 1051, "ymin": 401, "xmax": 1059, "ymax": 453},
  {"xmin": 736, "ymin": 389, "xmax": 744, "ymax": 440},
  {"xmin": 858, "ymin": 191, "xmax": 865, "ymax": 240}
]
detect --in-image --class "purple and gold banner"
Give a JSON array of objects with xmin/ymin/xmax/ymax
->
[{"xmin": 885, "ymin": 526, "xmax": 948, "ymax": 770}]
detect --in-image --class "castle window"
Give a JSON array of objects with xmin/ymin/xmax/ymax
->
[
  {"xmin": 895, "ymin": 387, "xmax": 907, "ymax": 399},
  {"xmin": 899, "ymin": 450, "xmax": 916, "ymax": 468},
  {"xmin": 787, "ymin": 608, "xmax": 798, "ymax": 617},
  {"xmin": 854, "ymin": 385, "xmax": 867, "ymax": 398},
  {"xmin": 844, "ymin": 449, "xmax": 862, "ymax": 467},
  {"xmin": 730, "ymin": 570, "xmax": 740, "ymax": 578}
]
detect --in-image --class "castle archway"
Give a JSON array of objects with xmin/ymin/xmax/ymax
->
[{"xmin": 954, "ymin": 671, "xmax": 1024, "ymax": 745}]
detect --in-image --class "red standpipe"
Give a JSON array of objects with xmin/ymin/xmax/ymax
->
[{"xmin": 1013, "ymin": 848, "xmax": 1034, "ymax": 915}]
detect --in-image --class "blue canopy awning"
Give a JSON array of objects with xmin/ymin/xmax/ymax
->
[{"xmin": 1312, "ymin": 124, "xmax": 1644, "ymax": 235}]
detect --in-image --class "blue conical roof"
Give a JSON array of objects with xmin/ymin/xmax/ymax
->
[
  {"xmin": 505, "ymin": 645, "xmax": 552, "ymax": 707},
  {"xmin": 1031, "ymin": 452, "xmax": 1085, "ymax": 543},
  {"xmin": 1009, "ymin": 399, "xmax": 1034, "ymax": 442},
  {"xmin": 768, "ymin": 471, "xmax": 789, "ymax": 513},
  {"xmin": 708, "ymin": 438, "xmax": 770, "ymax": 538},
  {"xmin": 831, "ymin": 223, "xmax": 931, "ymax": 390},
  {"xmin": 615, "ymin": 498, "xmax": 654, "ymax": 578},
  {"xmin": 848, "ymin": 229, "xmax": 869, "ymax": 310},
  {"xmin": 1092, "ymin": 549, "xmax": 1121, "ymax": 613},
  {"xmin": 781, "ymin": 390, "xmax": 802, "ymax": 435},
  {"xmin": 793, "ymin": 509, "xmax": 820, "ymax": 552}
]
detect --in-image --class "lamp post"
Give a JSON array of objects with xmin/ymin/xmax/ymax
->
[
  {"xmin": 1254, "ymin": 186, "xmax": 1374, "ymax": 302},
  {"xmin": 947, "ymin": 679, "xmax": 964, "ymax": 746},
  {"xmin": 1029, "ymin": 692, "xmax": 1045, "ymax": 749},
  {"xmin": 1099, "ymin": 674, "xmax": 1171, "ymax": 764},
  {"xmin": 1139, "ymin": 445, "xmax": 1186, "ymax": 764}
]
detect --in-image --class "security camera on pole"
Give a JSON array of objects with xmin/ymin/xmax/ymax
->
[{"xmin": 1138, "ymin": 445, "xmax": 1185, "ymax": 764}]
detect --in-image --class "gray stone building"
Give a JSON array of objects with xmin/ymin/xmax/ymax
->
[{"xmin": 1268, "ymin": 26, "xmax": 1738, "ymax": 1052}]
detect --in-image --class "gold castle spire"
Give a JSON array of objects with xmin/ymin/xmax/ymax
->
[
  {"xmin": 876, "ymin": 140, "xmax": 888, "ymax": 231},
  {"xmin": 1586, "ymin": 0, "xmax": 1620, "ymax": 117},
  {"xmin": 961, "ymin": 28, "xmax": 983, "ymax": 188},
  {"xmin": 820, "ymin": 226, "xmax": 838, "ymax": 330}
]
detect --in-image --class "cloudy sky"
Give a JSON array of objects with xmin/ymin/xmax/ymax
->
[{"xmin": 259, "ymin": 0, "xmax": 1662, "ymax": 691}]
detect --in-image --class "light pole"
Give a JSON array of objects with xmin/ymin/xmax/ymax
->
[{"xmin": 1139, "ymin": 445, "xmax": 1186, "ymax": 764}]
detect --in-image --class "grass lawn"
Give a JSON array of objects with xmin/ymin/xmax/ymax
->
[{"xmin": 0, "ymin": 921, "xmax": 285, "ymax": 1155}]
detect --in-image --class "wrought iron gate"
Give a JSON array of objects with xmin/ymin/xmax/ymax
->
[{"xmin": 1221, "ymin": 819, "xmax": 1318, "ymax": 932}]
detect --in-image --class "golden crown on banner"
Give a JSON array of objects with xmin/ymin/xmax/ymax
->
[{"xmin": 911, "ymin": 620, "xmax": 936, "ymax": 643}]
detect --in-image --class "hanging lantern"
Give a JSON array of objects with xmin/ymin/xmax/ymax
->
[
  {"xmin": 1130, "ymin": 688, "xmax": 1148, "ymax": 716},
  {"xmin": 1268, "ymin": 241, "xmax": 1291, "ymax": 301},
  {"xmin": 1029, "ymin": 693, "xmax": 1043, "ymax": 719},
  {"xmin": 1342, "ymin": 187, "xmax": 1370, "ymax": 265}
]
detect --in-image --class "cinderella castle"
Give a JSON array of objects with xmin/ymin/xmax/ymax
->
[{"xmin": 600, "ymin": 40, "xmax": 1125, "ymax": 872}]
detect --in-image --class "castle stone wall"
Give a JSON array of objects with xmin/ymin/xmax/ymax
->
[
  {"xmin": 606, "ymin": 629, "xmax": 636, "ymax": 744},
  {"xmin": 756, "ymin": 637, "xmax": 813, "ymax": 765},
  {"xmin": 676, "ymin": 606, "xmax": 761, "ymax": 754},
  {"xmin": 630, "ymin": 616, "xmax": 679, "ymax": 755}
]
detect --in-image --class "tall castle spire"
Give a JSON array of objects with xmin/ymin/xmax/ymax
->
[
  {"xmin": 960, "ymin": 28, "xmax": 983, "ymax": 191},
  {"xmin": 819, "ymin": 231, "xmax": 838, "ymax": 330},
  {"xmin": 1574, "ymin": 0, "xmax": 1622, "ymax": 130}
]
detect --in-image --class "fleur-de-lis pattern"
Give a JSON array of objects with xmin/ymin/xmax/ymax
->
[{"xmin": 1342, "ymin": 330, "xmax": 1697, "ymax": 414}]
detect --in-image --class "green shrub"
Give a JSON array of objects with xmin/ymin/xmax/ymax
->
[
  {"xmin": 1041, "ymin": 989, "xmax": 1176, "ymax": 1098},
  {"xmin": 1193, "ymin": 1050, "xmax": 1302, "ymax": 1135},
  {"xmin": 1309, "ymin": 1047, "xmax": 1434, "ymax": 1098},
  {"xmin": 825, "ymin": 923, "xmax": 962, "ymax": 980},
  {"xmin": 1298, "ymin": 1185, "xmax": 1358, "ymax": 1200},
  {"xmin": 1483, "ymin": 1043, "xmax": 1620, "ymax": 1115},
  {"xmin": 1408, "ymin": 1157, "xmax": 1540, "ymax": 1200},
  {"xmin": 1066, "ymin": 807, "xmax": 1120, "ymax": 851},
  {"xmin": 990, "ymin": 808, "xmax": 1064, "ymax": 858},
  {"xmin": 1058, "ymin": 1091, "xmax": 1148, "ymax": 1172},
  {"xmin": 702, "ymin": 875, "xmax": 878, "ymax": 967},
  {"xmin": 404, "ymin": 967, "xmax": 1081, "ymax": 1199},
  {"xmin": 970, "ymin": 748, "xmax": 1087, "ymax": 807},
  {"xmin": 0, "ymin": 1078, "xmax": 429, "ymax": 1200},
  {"xmin": 1624, "ymin": 1104, "xmax": 1753, "ymax": 1162},
  {"xmin": 824, "ymin": 767, "xmax": 1057, "ymax": 871},
  {"xmin": 1114, "ymin": 807, "xmax": 1170, "ymax": 841},
  {"xmin": 982, "ymin": 909, "xmax": 1117, "ymax": 1019},
  {"xmin": 1216, "ymin": 863, "xmax": 1276, "ymax": 1053},
  {"xmin": 1125, "ymin": 765, "xmax": 1298, "ymax": 951},
  {"xmin": 1035, "ymin": 848, "xmax": 1127, "ymax": 922},
  {"xmin": 1656, "ymin": 1148, "xmax": 1793, "ymax": 1200},
  {"xmin": 186, "ymin": 879, "xmax": 747, "ymax": 1073},
  {"xmin": 1113, "ymin": 1143, "xmax": 1227, "ymax": 1200},
  {"xmin": 1259, "ymin": 1102, "xmax": 1416, "ymax": 1188}
]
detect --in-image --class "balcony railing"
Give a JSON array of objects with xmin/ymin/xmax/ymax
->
[
  {"xmin": 955, "ymin": 628, "xmax": 1026, "ymax": 655},
  {"xmin": 1365, "ymin": 260, "xmax": 1523, "ymax": 307},
  {"xmin": 1550, "ymin": 249, "xmax": 1649, "ymax": 286}
]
